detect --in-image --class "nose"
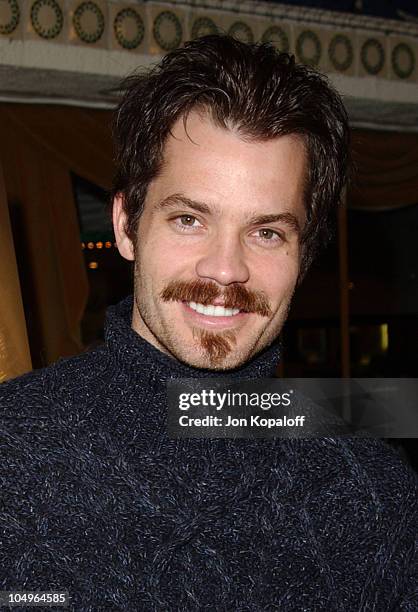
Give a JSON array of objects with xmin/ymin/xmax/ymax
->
[{"xmin": 195, "ymin": 232, "xmax": 250, "ymax": 286}]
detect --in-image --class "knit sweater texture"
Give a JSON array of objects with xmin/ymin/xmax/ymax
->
[{"xmin": 1, "ymin": 296, "xmax": 417, "ymax": 611}]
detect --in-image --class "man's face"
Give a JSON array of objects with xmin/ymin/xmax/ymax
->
[{"xmin": 114, "ymin": 110, "xmax": 307, "ymax": 370}]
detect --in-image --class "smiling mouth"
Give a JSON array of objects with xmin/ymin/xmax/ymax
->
[{"xmin": 187, "ymin": 301, "xmax": 241, "ymax": 317}]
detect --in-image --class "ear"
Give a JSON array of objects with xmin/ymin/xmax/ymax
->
[{"xmin": 112, "ymin": 194, "xmax": 135, "ymax": 261}]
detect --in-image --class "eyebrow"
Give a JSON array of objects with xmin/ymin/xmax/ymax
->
[
  {"xmin": 155, "ymin": 193, "xmax": 302, "ymax": 235},
  {"xmin": 154, "ymin": 193, "xmax": 213, "ymax": 215}
]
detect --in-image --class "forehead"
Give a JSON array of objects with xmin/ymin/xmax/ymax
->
[{"xmin": 146, "ymin": 110, "xmax": 307, "ymax": 221}]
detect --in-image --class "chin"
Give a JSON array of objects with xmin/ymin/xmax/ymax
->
[
  {"xmin": 171, "ymin": 340, "xmax": 258, "ymax": 371},
  {"xmin": 177, "ymin": 353, "xmax": 247, "ymax": 371}
]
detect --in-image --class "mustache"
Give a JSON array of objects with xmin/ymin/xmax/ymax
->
[{"xmin": 160, "ymin": 280, "xmax": 272, "ymax": 317}]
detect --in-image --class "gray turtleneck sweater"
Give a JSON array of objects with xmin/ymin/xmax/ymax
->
[{"xmin": 1, "ymin": 297, "xmax": 417, "ymax": 611}]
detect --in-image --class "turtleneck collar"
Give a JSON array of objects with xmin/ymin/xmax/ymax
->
[{"xmin": 104, "ymin": 295, "xmax": 281, "ymax": 382}]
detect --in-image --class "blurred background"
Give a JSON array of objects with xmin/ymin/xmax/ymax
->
[{"xmin": 0, "ymin": 0, "xmax": 417, "ymax": 465}]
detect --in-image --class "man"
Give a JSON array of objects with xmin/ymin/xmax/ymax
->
[{"xmin": 1, "ymin": 36, "xmax": 417, "ymax": 610}]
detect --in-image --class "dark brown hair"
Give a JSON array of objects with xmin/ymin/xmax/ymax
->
[{"xmin": 112, "ymin": 34, "xmax": 349, "ymax": 277}]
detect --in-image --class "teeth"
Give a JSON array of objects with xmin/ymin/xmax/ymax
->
[{"xmin": 188, "ymin": 302, "xmax": 240, "ymax": 317}]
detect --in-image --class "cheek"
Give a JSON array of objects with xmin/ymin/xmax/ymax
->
[
  {"xmin": 254, "ymin": 256, "xmax": 299, "ymax": 299},
  {"xmin": 141, "ymin": 219, "xmax": 189, "ymax": 259},
  {"xmin": 139, "ymin": 241, "xmax": 190, "ymax": 294},
  {"xmin": 267, "ymin": 280, "xmax": 297, "ymax": 317}
]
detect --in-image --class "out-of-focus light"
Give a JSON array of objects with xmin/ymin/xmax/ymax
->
[
  {"xmin": 105, "ymin": 241, "xmax": 112, "ymax": 249},
  {"xmin": 88, "ymin": 262, "xmax": 99, "ymax": 270},
  {"xmin": 380, "ymin": 324, "xmax": 388, "ymax": 351},
  {"xmin": 96, "ymin": 241, "xmax": 103, "ymax": 249},
  {"xmin": 87, "ymin": 242, "xmax": 94, "ymax": 250},
  {"xmin": 81, "ymin": 242, "xmax": 85, "ymax": 249}
]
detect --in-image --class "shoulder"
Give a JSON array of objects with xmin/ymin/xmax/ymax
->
[
  {"xmin": 294, "ymin": 436, "xmax": 417, "ymax": 480},
  {"xmin": 336, "ymin": 437, "xmax": 417, "ymax": 499},
  {"xmin": 0, "ymin": 345, "xmax": 111, "ymax": 427},
  {"xmin": 296, "ymin": 436, "xmax": 417, "ymax": 505},
  {"xmin": 289, "ymin": 438, "xmax": 417, "ymax": 605},
  {"xmin": 338, "ymin": 438, "xmax": 418, "ymax": 538},
  {"xmin": 0, "ymin": 345, "xmax": 114, "ymax": 493},
  {"xmin": 288, "ymin": 437, "xmax": 417, "ymax": 539},
  {"xmin": 340, "ymin": 438, "xmax": 418, "ymax": 605}
]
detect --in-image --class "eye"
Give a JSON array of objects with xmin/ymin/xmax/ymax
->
[
  {"xmin": 179, "ymin": 215, "xmax": 199, "ymax": 227},
  {"xmin": 252, "ymin": 228, "xmax": 284, "ymax": 246},
  {"xmin": 259, "ymin": 229, "xmax": 277, "ymax": 240},
  {"xmin": 172, "ymin": 214, "xmax": 204, "ymax": 233}
]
